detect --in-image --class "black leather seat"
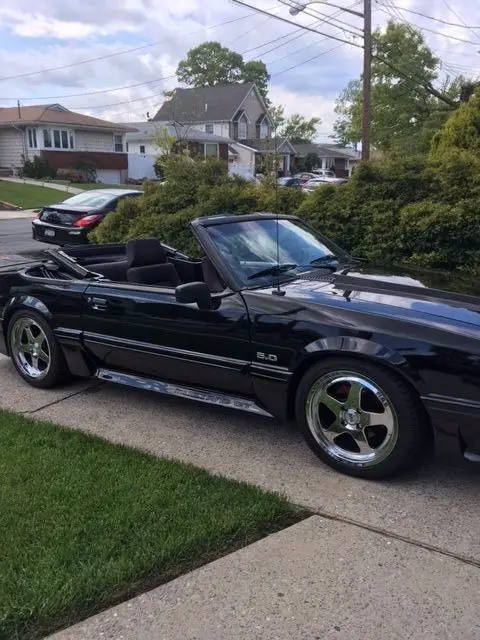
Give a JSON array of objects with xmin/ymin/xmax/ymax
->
[
  {"xmin": 127, "ymin": 263, "xmax": 181, "ymax": 286},
  {"xmin": 89, "ymin": 260, "xmax": 128, "ymax": 281},
  {"xmin": 126, "ymin": 238, "xmax": 181, "ymax": 287},
  {"xmin": 126, "ymin": 238, "xmax": 168, "ymax": 268}
]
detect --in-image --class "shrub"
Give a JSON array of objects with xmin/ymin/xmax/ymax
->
[
  {"xmin": 398, "ymin": 198, "xmax": 480, "ymax": 272},
  {"xmin": 22, "ymin": 156, "xmax": 56, "ymax": 180},
  {"xmin": 90, "ymin": 197, "xmax": 143, "ymax": 244}
]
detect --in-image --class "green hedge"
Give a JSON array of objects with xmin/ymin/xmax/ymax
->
[{"xmin": 91, "ymin": 149, "xmax": 480, "ymax": 275}]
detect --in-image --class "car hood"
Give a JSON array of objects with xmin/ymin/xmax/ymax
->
[{"xmin": 277, "ymin": 262, "xmax": 480, "ymax": 328}]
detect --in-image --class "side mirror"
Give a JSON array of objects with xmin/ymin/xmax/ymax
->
[{"xmin": 175, "ymin": 281, "xmax": 212, "ymax": 310}]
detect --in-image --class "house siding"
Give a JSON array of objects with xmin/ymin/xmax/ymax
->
[
  {"xmin": 230, "ymin": 89, "xmax": 268, "ymax": 140},
  {"xmin": 128, "ymin": 141, "xmax": 157, "ymax": 155},
  {"xmin": 75, "ymin": 130, "xmax": 116, "ymax": 153},
  {"xmin": 191, "ymin": 122, "xmax": 230, "ymax": 137},
  {"xmin": 0, "ymin": 129, "xmax": 24, "ymax": 168}
]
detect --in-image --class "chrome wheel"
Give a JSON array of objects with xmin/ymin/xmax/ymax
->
[
  {"xmin": 305, "ymin": 371, "xmax": 398, "ymax": 468},
  {"xmin": 10, "ymin": 317, "xmax": 51, "ymax": 380}
]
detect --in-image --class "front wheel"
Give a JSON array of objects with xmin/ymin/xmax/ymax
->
[
  {"xmin": 7, "ymin": 310, "xmax": 70, "ymax": 388},
  {"xmin": 295, "ymin": 358, "xmax": 429, "ymax": 479}
]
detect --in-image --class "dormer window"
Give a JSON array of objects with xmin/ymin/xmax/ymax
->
[
  {"xmin": 205, "ymin": 123, "xmax": 214, "ymax": 135},
  {"xmin": 238, "ymin": 114, "xmax": 248, "ymax": 139},
  {"xmin": 259, "ymin": 116, "xmax": 269, "ymax": 139}
]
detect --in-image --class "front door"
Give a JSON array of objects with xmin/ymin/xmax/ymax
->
[{"xmin": 81, "ymin": 281, "xmax": 253, "ymax": 396}]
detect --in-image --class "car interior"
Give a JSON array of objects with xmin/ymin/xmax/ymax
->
[{"xmin": 87, "ymin": 238, "xmax": 226, "ymax": 293}]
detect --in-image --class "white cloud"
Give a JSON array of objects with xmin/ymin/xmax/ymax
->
[{"xmin": 0, "ymin": 0, "xmax": 479, "ymax": 138}]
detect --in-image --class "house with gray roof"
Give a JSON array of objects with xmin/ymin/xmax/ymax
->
[
  {"xmin": 293, "ymin": 143, "xmax": 361, "ymax": 177},
  {"xmin": 152, "ymin": 83, "xmax": 295, "ymax": 174}
]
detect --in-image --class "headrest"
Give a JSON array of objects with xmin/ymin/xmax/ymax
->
[{"xmin": 126, "ymin": 238, "xmax": 167, "ymax": 268}]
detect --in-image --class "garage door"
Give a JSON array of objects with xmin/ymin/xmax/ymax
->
[{"xmin": 96, "ymin": 170, "xmax": 121, "ymax": 185}]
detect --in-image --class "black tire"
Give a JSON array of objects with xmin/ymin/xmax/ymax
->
[
  {"xmin": 295, "ymin": 357, "xmax": 429, "ymax": 479},
  {"xmin": 7, "ymin": 309, "xmax": 70, "ymax": 389}
]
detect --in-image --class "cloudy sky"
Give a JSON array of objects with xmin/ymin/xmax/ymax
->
[{"xmin": 0, "ymin": 0, "xmax": 479, "ymax": 139}]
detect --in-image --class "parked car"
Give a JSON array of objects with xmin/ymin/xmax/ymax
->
[
  {"xmin": 303, "ymin": 177, "xmax": 347, "ymax": 192},
  {"xmin": 312, "ymin": 169, "xmax": 336, "ymax": 178},
  {"xmin": 2, "ymin": 212, "xmax": 480, "ymax": 480},
  {"xmin": 291, "ymin": 172, "xmax": 317, "ymax": 185},
  {"xmin": 32, "ymin": 189, "xmax": 142, "ymax": 246},
  {"xmin": 278, "ymin": 177, "xmax": 302, "ymax": 188}
]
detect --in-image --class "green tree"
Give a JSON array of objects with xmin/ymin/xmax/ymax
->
[
  {"xmin": 279, "ymin": 114, "xmax": 321, "ymax": 143},
  {"xmin": 269, "ymin": 104, "xmax": 286, "ymax": 130},
  {"xmin": 176, "ymin": 42, "xmax": 270, "ymax": 100},
  {"xmin": 334, "ymin": 21, "xmax": 460, "ymax": 154},
  {"xmin": 430, "ymin": 89, "xmax": 480, "ymax": 159}
]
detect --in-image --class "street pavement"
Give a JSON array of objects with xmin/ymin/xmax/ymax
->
[
  {"xmin": 1, "ymin": 228, "xmax": 479, "ymax": 639},
  {"xmin": 0, "ymin": 217, "xmax": 43, "ymax": 258}
]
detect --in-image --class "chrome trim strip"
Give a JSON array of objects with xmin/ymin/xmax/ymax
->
[
  {"xmin": 83, "ymin": 332, "xmax": 248, "ymax": 369},
  {"xmin": 96, "ymin": 368, "xmax": 273, "ymax": 417},
  {"xmin": 421, "ymin": 394, "xmax": 480, "ymax": 411}
]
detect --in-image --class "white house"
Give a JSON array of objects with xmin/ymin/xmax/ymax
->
[{"xmin": 0, "ymin": 103, "xmax": 134, "ymax": 183}]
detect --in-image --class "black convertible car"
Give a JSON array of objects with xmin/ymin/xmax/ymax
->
[{"xmin": 1, "ymin": 213, "xmax": 480, "ymax": 479}]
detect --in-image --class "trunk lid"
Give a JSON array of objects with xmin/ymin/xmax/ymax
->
[{"xmin": 38, "ymin": 205, "xmax": 97, "ymax": 227}]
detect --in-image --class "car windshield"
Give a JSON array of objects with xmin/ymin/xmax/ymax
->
[
  {"xmin": 206, "ymin": 218, "xmax": 345, "ymax": 287},
  {"xmin": 61, "ymin": 192, "xmax": 114, "ymax": 208}
]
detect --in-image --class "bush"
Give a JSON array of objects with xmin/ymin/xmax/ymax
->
[{"xmin": 22, "ymin": 156, "xmax": 56, "ymax": 180}]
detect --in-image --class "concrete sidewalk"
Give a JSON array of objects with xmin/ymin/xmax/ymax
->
[
  {"xmin": 48, "ymin": 516, "xmax": 480, "ymax": 640},
  {"xmin": 1, "ymin": 355, "xmax": 480, "ymax": 639},
  {"xmin": 0, "ymin": 209, "xmax": 37, "ymax": 220},
  {"xmin": 0, "ymin": 176, "xmax": 83, "ymax": 194}
]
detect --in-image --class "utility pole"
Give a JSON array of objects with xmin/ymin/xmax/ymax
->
[{"xmin": 362, "ymin": 0, "xmax": 372, "ymax": 161}]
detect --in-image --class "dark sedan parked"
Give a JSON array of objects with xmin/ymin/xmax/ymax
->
[
  {"xmin": 2, "ymin": 212, "xmax": 480, "ymax": 479},
  {"xmin": 32, "ymin": 188, "xmax": 142, "ymax": 245}
]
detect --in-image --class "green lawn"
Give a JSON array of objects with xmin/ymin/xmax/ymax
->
[
  {"xmin": 0, "ymin": 181, "xmax": 66, "ymax": 209},
  {"xmin": 0, "ymin": 410, "xmax": 301, "ymax": 640}
]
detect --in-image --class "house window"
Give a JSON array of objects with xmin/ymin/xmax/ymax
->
[
  {"xmin": 126, "ymin": 142, "xmax": 129, "ymax": 152},
  {"xmin": 53, "ymin": 130, "xmax": 61, "ymax": 149},
  {"xmin": 140, "ymin": 144, "xmax": 146, "ymax": 154},
  {"xmin": 61, "ymin": 130, "xmax": 69, "ymax": 149},
  {"xmin": 260, "ymin": 120, "xmax": 269, "ymax": 139},
  {"xmin": 205, "ymin": 123, "xmax": 214, "ymax": 135},
  {"xmin": 27, "ymin": 128, "xmax": 37, "ymax": 148},
  {"xmin": 205, "ymin": 143, "xmax": 218, "ymax": 158},
  {"xmin": 43, "ymin": 129, "xmax": 52, "ymax": 148},
  {"xmin": 114, "ymin": 134, "xmax": 123, "ymax": 152},
  {"xmin": 238, "ymin": 117, "xmax": 247, "ymax": 139},
  {"xmin": 69, "ymin": 132, "xmax": 74, "ymax": 149}
]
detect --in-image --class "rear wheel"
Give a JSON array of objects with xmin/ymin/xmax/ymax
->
[
  {"xmin": 295, "ymin": 357, "xmax": 429, "ymax": 479},
  {"xmin": 7, "ymin": 310, "xmax": 70, "ymax": 388}
]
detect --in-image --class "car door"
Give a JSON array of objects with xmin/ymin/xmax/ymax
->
[{"xmin": 81, "ymin": 280, "xmax": 253, "ymax": 396}]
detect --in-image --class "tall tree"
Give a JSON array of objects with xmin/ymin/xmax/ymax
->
[
  {"xmin": 279, "ymin": 114, "xmax": 321, "ymax": 143},
  {"xmin": 176, "ymin": 42, "xmax": 270, "ymax": 100},
  {"xmin": 334, "ymin": 21, "xmax": 461, "ymax": 154}
]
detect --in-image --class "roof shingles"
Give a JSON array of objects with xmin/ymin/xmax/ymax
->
[
  {"xmin": 0, "ymin": 104, "xmax": 134, "ymax": 131},
  {"xmin": 152, "ymin": 83, "xmax": 255, "ymax": 123}
]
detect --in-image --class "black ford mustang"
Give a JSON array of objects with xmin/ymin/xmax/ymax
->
[{"xmin": 1, "ymin": 213, "xmax": 480, "ymax": 479}]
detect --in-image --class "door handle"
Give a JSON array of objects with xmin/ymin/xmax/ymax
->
[{"xmin": 89, "ymin": 296, "xmax": 108, "ymax": 311}]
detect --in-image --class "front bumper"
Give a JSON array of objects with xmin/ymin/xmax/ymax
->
[{"xmin": 32, "ymin": 219, "xmax": 91, "ymax": 245}]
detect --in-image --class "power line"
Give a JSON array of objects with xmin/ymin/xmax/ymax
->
[
  {"xmin": 384, "ymin": 3, "xmax": 480, "ymax": 29},
  {"xmin": 376, "ymin": 3, "xmax": 480, "ymax": 46},
  {"xmin": 441, "ymin": 0, "xmax": 480, "ymax": 45},
  {"xmin": 271, "ymin": 43, "xmax": 345, "ymax": 76},
  {"xmin": 278, "ymin": 0, "xmax": 364, "ymax": 34},
  {"xmin": 0, "ymin": 10, "xmax": 266, "ymax": 83},
  {"xmin": 1, "ymin": 4, "xmax": 354, "ymax": 102}
]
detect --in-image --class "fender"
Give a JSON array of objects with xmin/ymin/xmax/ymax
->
[
  {"xmin": 1, "ymin": 295, "xmax": 94, "ymax": 377},
  {"xmin": 299, "ymin": 335, "xmax": 427, "ymax": 395}
]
